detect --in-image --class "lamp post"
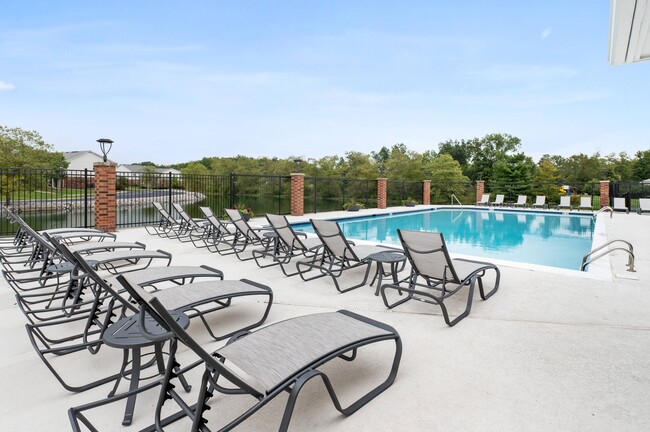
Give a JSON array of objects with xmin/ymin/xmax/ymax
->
[{"xmin": 97, "ymin": 138, "xmax": 114, "ymax": 162}]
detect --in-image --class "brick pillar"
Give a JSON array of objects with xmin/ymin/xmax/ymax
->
[
  {"xmin": 476, "ymin": 180, "xmax": 485, "ymax": 203},
  {"xmin": 290, "ymin": 173, "xmax": 304, "ymax": 216},
  {"xmin": 600, "ymin": 180, "xmax": 610, "ymax": 209},
  {"xmin": 423, "ymin": 180, "xmax": 431, "ymax": 205},
  {"xmin": 94, "ymin": 162, "xmax": 117, "ymax": 231},
  {"xmin": 377, "ymin": 178, "xmax": 387, "ymax": 209}
]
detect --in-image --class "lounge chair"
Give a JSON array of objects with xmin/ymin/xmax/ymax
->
[
  {"xmin": 638, "ymin": 198, "xmax": 650, "ymax": 214},
  {"xmin": 513, "ymin": 195, "xmax": 527, "ymax": 207},
  {"xmin": 476, "ymin": 194, "xmax": 490, "ymax": 206},
  {"xmin": 531, "ymin": 195, "xmax": 547, "ymax": 209},
  {"xmin": 253, "ymin": 214, "xmax": 324, "ymax": 276},
  {"xmin": 68, "ymin": 275, "xmax": 401, "ymax": 432},
  {"xmin": 613, "ymin": 197, "xmax": 629, "ymax": 213},
  {"xmin": 296, "ymin": 219, "xmax": 400, "ymax": 293},
  {"xmin": 491, "ymin": 194, "xmax": 505, "ymax": 206},
  {"xmin": 171, "ymin": 203, "xmax": 209, "ymax": 244},
  {"xmin": 578, "ymin": 196, "xmax": 593, "ymax": 211},
  {"xmin": 380, "ymin": 229, "xmax": 500, "ymax": 326},
  {"xmin": 556, "ymin": 196, "xmax": 572, "ymax": 210},
  {"xmin": 220, "ymin": 208, "xmax": 273, "ymax": 260},
  {"xmin": 146, "ymin": 202, "xmax": 184, "ymax": 238}
]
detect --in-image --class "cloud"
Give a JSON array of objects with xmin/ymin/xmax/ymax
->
[
  {"xmin": 541, "ymin": 28, "xmax": 552, "ymax": 39},
  {"xmin": 0, "ymin": 81, "xmax": 15, "ymax": 91}
]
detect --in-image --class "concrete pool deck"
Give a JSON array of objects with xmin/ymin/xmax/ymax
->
[{"xmin": 1, "ymin": 206, "xmax": 649, "ymax": 431}]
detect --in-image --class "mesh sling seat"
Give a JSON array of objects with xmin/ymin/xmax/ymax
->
[
  {"xmin": 171, "ymin": 203, "xmax": 210, "ymax": 244},
  {"xmin": 146, "ymin": 202, "xmax": 184, "ymax": 238},
  {"xmin": 69, "ymin": 275, "xmax": 402, "ymax": 432},
  {"xmin": 476, "ymin": 194, "xmax": 490, "ymax": 206},
  {"xmin": 219, "ymin": 208, "xmax": 273, "ymax": 260},
  {"xmin": 252, "ymin": 214, "xmax": 324, "ymax": 276},
  {"xmin": 638, "ymin": 198, "xmax": 650, "ymax": 214},
  {"xmin": 531, "ymin": 195, "xmax": 547, "ymax": 209},
  {"xmin": 513, "ymin": 195, "xmax": 527, "ymax": 207},
  {"xmin": 491, "ymin": 194, "xmax": 505, "ymax": 206},
  {"xmin": 380, "ymin": 229, "xmax": 500, "ymax": 327},
  {"xmin": 296, "ymin": 219, "xmax": 400, "ymax": 293},
  {"xmin": 578, "ymin": 196, "xmax": 593, "ymax": 211},
  {"xmin": 613, "ymin": 197, "xmax": 629, "ymax": 213},
  {"xmin": 556, "ymin": 196, "xmax": 572, "ymax": 210},
  {"xmin": 199, "ymin": 214, "xmax": 238, "ymax": 253}
]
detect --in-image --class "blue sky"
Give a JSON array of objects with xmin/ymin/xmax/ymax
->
[{"xmin": 1, "ymin": 1, "xmax": 648, "ymax": 165}]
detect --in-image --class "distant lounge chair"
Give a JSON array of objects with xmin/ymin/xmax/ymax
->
[
  {"xmin": 531, "ymin": 196, "xmax": 547, "ymax": 209},
  {"xmin": 380, "ymin": 229, "xmax": 500, "ymax": 326},
  {"xmin": 491, "ymin": 194, "xmax": 505, "ymax": 206},
  {"xmin": 638, "ymin": 198, "xmax": 650, "ymax": 214},
  {"xmin": 513, "ymin": 195, "xmax": 527, "ymax": 207},
  {"xmin": 297, "ymin": 219, "xmax": 399, "ymax": 293},
  {"xmin": 146, "ymin": 202, "xmax": 183, "ymax": 238},
  {"xmin": 253, "ymin": 214, "xmax": 324, "ymax": 276},
  {"xmin": 613, "ymin": 197, "xmax": 629, "ymax": 213},
  {"xmin": 556, "ymin": 196, "xmax": 572, "ymax": 210},
  {"xmin": 171, "ymin": 203, "xmax": 209, "ymax": 244},
  {"xmin": 69, "ymin": 275, "xmax": 402, "ymax": 432},
  {"xmin": 578, "ymin": 196, "xmax": 593, "ymax": 211},
  {"xmin": 476, "ymin": 194, "xmax": 490, "ymax": 206},
  {"xmin": 221, "ymin": 208, "xmax": 273, "ymax": 260}
]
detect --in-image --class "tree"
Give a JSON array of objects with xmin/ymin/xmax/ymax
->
[
  {"xmin": 425, "ymin": 153, "xmax": 470, "ymax": 203},
  {"xmin": 633, "ymin": 150, "xmax": 650, "ymax": 180},
  {"xmin": 1, "ymin": 126, "xmax": 67, "ymax": 205}
]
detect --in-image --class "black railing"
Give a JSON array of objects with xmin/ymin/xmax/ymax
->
[
  {"xmin": 429, "ymin": 182, "xmax": 475, "ymax": 205},
  {"xmin": 387, "ymin": 180, "xmax": 423, "ymax": 206},
  {"xmin": 304, "ymin": 177, "xmax": 377, "ymax": 213},
  {"xmin": 484, "ymin": 182, "xmax": 603, "ymax": 208}
]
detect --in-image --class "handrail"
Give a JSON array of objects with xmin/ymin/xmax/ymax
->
[
  {"xmin": 451, "ymin": 194, "xmax": 463, "ymax": 206},
  {"xmin": 581, "ymin": 239, "xmax": 635, "ymax": 272},
  {"xmin": 595, "ymin": 206, "xmax": 613, "ymax": 219}
]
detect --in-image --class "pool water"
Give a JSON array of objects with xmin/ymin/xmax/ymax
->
[{"xmin": 293, "ymin": 208, "xmax": 595, "ymax": 270}]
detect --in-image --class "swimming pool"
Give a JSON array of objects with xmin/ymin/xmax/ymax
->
[{"xmin": 293, "ymin": 208, "xmax": 595, "ymax": 270}]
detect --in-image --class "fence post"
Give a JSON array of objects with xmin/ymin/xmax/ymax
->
[
  {"xmin": 377, "ymin": 178, "xmax": 387, "ymax": 209},
  {"xmin": 229, "ymin": 173, "xmax": 236, "ymax": 209},
  {"xmin": 476, "ymin": 180, "xmax": 485, "ymax": 203},
  {"xmin": 600, "ymin": 180, "xmax": 610, "ymax": 208},
  {"xmin": 290, "ymin": 173, "xmax": 305, "ymax": 216},
  {"xmin": 93, "ymin": 162, "xmax": 117, "ymax": 231},
  {"xmin": 84, "ymin": 169, "xmax": 89, "ymax": 228},
  {"xmin": 423, "ymin": 180, "xmax": 430, "ymax": 205},
  {"xmin": 168, "ymin": 171, "xmax": 173, "ymax": 215}
]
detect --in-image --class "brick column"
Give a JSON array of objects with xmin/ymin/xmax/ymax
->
[
  {"xmin": 423, "ymin": 180, "xmax": 431, "ymax": 205},
  {"xmin": 600, "ymin": 180, "xmax": 610, "ymax": 209},
  {"xmin": 377, "ymin": 178, "xmax": 387, "ymax": 209},
  {"xmin": 290, "ymin": 173, "xmax": 304, "ymax": 216},
  {"xmin": 476, "ymin": 180, "xmax": 485, "ymax": 203},
  {"xmin": 93, "ymin": 162, "xmax": 117, "ymax": 231}
]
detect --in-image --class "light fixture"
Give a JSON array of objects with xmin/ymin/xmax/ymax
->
[{"xmin": 97, "ymin": 138, "xmax": 114, "ymax": 162}]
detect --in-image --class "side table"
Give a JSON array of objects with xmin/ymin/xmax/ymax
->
[{"xmin": 366, "ymin": 251, "xmax": 407, "ymax": 296}]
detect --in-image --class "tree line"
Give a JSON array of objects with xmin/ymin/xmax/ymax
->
[{"xmin": 2, "ymin": 125, "xmax": 650, "ymax": 185}]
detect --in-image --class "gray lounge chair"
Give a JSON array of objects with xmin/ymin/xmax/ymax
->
[
  {"xmin": 476, "ymin": 194, "xmax": 490, "ymax": 206},
  {"xmin": 638, "ymin": 198, "xmax": 650, "ymax": 214},
  {"xmin": 296, "ymin": 219, "xmax": 400, "ymax": 293},
  {"xmin": 531, "ymin": 195, "xmax": 547, "ymax": 209},
  {"xmin": 613, "ymin": 197, "xmax": 629, "ymax": 213},
  {"xmin": 220, "ymin": 208, "xmax": 273, "ymax": 260},
  {"xmin": 380, "ymin": 229, "xmax": 500, "ymax": 326},
  {"xmin": 68, "ymin": 275, "xmax": 402, "ymax": 432},
  {"xmin": 578, "ymin": 196, "xmax": 593, "ymax": 211},
  {"xmin": 513, "ymin": 195, "xmax": 527, "ymax": 207},
  {"xmin": 146, "ymin": 202, "xmax": 184, "ymax": 238},
  {"xmin": 491, "ymin": 194, "xmax": 505, "ymax": 206},
  {"xmin": 556, "ymin": 196, "xmax": 572, "ymax": 210},
  {"xmin": 252, "ymin": 213, "xmax": 324, "ymax": 276},
  {"xmin": 171, "ymin": 203, "xmax": 209, "ymax": 244}
]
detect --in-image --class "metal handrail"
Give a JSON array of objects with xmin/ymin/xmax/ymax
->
[
  {"xmin": 451, "ymin": 194, "xmax": 463, "ymax": 206},
  {"xmin": 595, "ymin": 206, "xmax": 613, "ymax": 219},
  {"xmin": 580, "ymin": 239, "xmax": 635, "ymax": 272}
]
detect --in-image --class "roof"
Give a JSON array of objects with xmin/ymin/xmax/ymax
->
[
  {"xmin": 118, "ymin": 164, "xmax": 180, "ymax": 174},
  {"xmin": 62, "ymin": 150, "xmax": 107, "ymax": 161},
  {"xmin": 609, "ymin": 0, "xmax": 650, "ymax": 65}
]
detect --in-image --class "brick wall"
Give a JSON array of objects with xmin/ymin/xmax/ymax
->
[
  {"xmin": 600, "ymin": 180, "xmax": 610, "ymax": 208},
  {"xmin": 423, "ymin": 180, "xmax": 430, "ymax": 205},
  {"xmin": 94, "ymin": 162, "xmax": 117, "ymax": 231},
  {"xmin": 476, "ymin": 180, "xmax": 485, "ymax": 203},
  {"xmin": 377, "ymin": 178, "xmax": 387, "ymax": 209},
  {"xmin": 291, "ymin": 173, "xmax": 305, "ymax": 216}
]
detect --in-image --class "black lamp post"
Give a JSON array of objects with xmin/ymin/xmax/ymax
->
[
  {"xmin": 97, "ymin": 138, "xmax": 114, "ymax": 162},
  {"xmin": 293, "ymin": 158, "xmax": 304, "ymax": 171}
]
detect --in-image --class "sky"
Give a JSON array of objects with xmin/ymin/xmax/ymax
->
[{"xmin": 1, "ymin": 0, "xmax": 649, "ymax": 166}]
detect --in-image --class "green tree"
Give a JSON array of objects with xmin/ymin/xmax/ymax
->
[
  {"xmin": 426, "ymin": 153, "xmax": 470, "ymax": 203},
  {"xmin": 633, "ymin": 150, "xmax": 650, "ymax": 180}
]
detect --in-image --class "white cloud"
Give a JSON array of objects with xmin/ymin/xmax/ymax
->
[
  {"xmin": 541, "ymin": 28, "xmax": 552, "ymax": 39},
  {"xmin": 0, "ymin": 81, "xmax": 16, "ymax": 91}
]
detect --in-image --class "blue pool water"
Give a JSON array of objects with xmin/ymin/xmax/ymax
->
[{"xmin": 293, "ymin": 208, "xmax": 595, "ymax": 270}]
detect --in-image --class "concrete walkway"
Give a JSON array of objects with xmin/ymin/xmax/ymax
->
[{"xmin": 1, "ymin": 208, "xmax": 648, "ymax": 431}]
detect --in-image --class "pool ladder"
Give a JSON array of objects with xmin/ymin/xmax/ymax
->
[
  {"xmin": 580, "ymin": 239, "xmax": 635, "ymax": 272},
  {"xmin": 595, "ymin": 206, "xmax": 613, "ymax": 219},
  {"xmin": 450, "ymin": 194, "xmax": 463, "ymax": 206}
]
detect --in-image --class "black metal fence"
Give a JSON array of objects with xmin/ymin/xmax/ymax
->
[{"xmin": 2, "ymin": 165, "xmax": 649, "ymax": 236}]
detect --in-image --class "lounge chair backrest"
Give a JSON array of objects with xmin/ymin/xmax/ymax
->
[
  {"xmin": 116, "ymin": 274, "xmax": 263, "ymax": 396},
  {"xmin": 479, "ymin": 194, "xmax": 489, "ymax": 203},
  {"xmin": 580, "ymin": 197, "xmax": 592, "ymax": 208},
  {"xmin": 311, "ymin": 219, "xmax": 360, "ymax": 261},
  {"xmin": 153, "ymin": 202, "xmax": 176, "ymax": 224},
  {"xmin": 640, "ymin": 198, "xmax": 650, "ymax": 210},
  {"xmin": 494, "ymin": 195, "xmax": 504, "ymax": 204},
  {"xmin": 559, "ymin": 196, "xmax": 570, "ymax": 207},
  {"xmin": 614, "ymin": 197, "xmax": 626, "ymax": 209},
  {"xmin": 224, "ymin": 208, "xmax": 261, "ymax": 240},
  {"xmin": 206, "ymin": 215, "xmax": 231, "ymax": 235},
  {"xmin": 534, "ymin": 196, "xmax": 545, "ymax": 205},
  {"xmin": 516, "ymin": 195, "xmax": 526, "ymax": 205},
  {"xmin": 266, "ymin": 214, "xmax": 306, "ymax": 250},
  {"xmin": 398, "ymin": 230, "xmax": 460, "ymax": 283},
  {"xmin": 199, "ymin": 206, "xmax": 214, "ymax": 219},
  {"xmin": 172, "ymin": 203, "xmax": 201, "ymax": 229}
]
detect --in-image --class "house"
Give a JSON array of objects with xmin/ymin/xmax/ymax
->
[
  {"xmin": 116, "ymin": 164, "xmax": 181, "ymax": 176},
  {"xmin": 63, "ymin": 151, "xmax": 113, "ymax": 171}
]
